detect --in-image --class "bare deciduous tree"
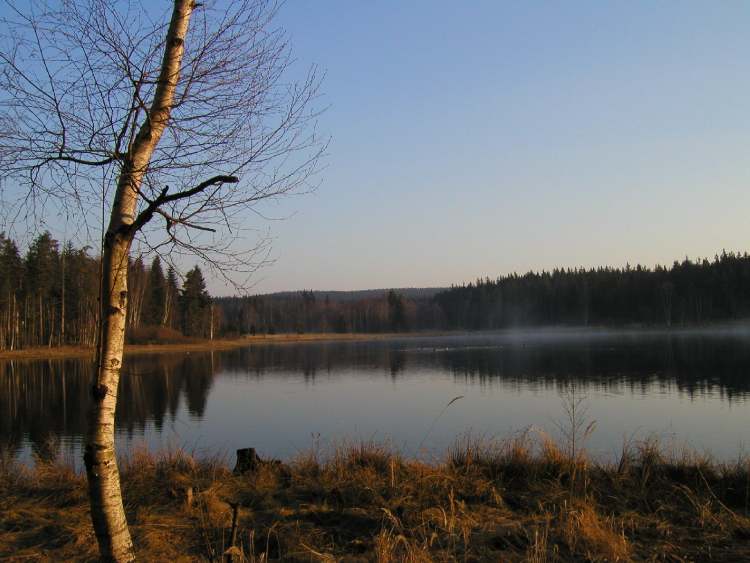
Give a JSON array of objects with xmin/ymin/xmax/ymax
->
[{"xmin": 0, "ymin": 0, "xmax": 323, "ymax": 560}]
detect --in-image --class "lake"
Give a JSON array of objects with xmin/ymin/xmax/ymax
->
[{"xmin": 2, "ymin": 329, "xmax": 750, "ymax": 465}]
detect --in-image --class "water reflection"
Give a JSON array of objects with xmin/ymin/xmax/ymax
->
[
  {"xmin": 0, "ymin": 352, "xmax": 217, "ymax": 459},
  {"xmin": 2, "ymin": 331, "xmax": 750, "ymax": 461}
]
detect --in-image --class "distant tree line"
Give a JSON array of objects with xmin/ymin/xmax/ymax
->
[
  {"xmin": 435, "ymin": 251, "xmax": 750, "ymax": 329},
  {"xmin": 5, "ymin": 235, "xmax": 750, "ymax": 349},
  {"xmin": 0, "ymin": 233, "xmax": 215, "ymax": 350},
  {"xmin": 217, "ymin": 289, "xmax": 444, "ymax": 335},
  {"xmin": 219, "ymin": 252, "xmax": 750, "ymax": 334}
]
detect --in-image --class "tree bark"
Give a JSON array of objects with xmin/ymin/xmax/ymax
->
[
  {"xmin": 83, "ymin": 1, "xmax": 194, "ymax": 560},
  {"xmin": 84, "ymin": 230, "xmax": 135, "ymax": 562}
]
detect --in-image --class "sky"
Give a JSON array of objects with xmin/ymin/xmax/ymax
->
[
  {"xmin": 2, "ymin": 1, "xmax": 749, "ymax": 295},
  {"xmin": 238, "ymin": 0, "xmax": 749, "ymax": 294}
]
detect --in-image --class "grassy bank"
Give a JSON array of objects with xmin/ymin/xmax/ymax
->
[
  {"xmin": 2, "ymin": 437, "xmax": 749, "ymax": 561},
  {"xmin": 0, "ymin": 332, "xmax": 438, "ymax": 362}
]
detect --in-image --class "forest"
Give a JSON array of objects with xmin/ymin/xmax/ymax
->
[
  {"xmin": 3, "ymin": 231, "xmax": 750, "ymax": 351},
  {"xmin": 435, "ymin": 251, "xmax": 750, "ymax": 329},
  {"xmin": 220, "ymin": 251, "xmax": 750, "ymax": 333},
  {"xmin": 0, "ymin": 232, "xmax": 214, "ymax": 350}
]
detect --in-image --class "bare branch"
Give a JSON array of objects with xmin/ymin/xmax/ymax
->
[
  {"xmin": 0, "ymin": 0, "xmax": 325, "ymax": 289},
  {"xmin": 129, "ymin": 174, "xmax": 238, "ymax": 235}
]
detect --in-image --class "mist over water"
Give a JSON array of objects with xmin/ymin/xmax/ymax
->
[{"xmin": 2, "ymin": 329, "xmax": 750, "ymax": 465}]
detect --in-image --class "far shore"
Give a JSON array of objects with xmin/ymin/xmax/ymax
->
[
  {"xmin": 3, "ymin": 322, "xmax": 750, "ymax": 362},
  {"xmin": 0, "ymin": 332, "xmax": 444, "ymax": 362}
]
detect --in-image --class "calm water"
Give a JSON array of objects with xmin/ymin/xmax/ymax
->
[{"xmin": 3, "ymin": 329, "xmax": 750, "ymax": 464}]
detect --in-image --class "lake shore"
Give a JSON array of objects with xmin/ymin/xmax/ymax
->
[
  {"xmin": 0, "ymin": 332, "xmax": 444, "ymax": 362},
  {"xmin": 2, "ymin": 439, "xmax": 749, "ymax": 561},
  {"xmin": 3, "ymin": 323, "xmax": 750, "ymax": 362}
]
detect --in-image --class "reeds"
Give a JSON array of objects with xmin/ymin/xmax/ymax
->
[{"xmin": 2, "ymin": 437, "xmax": 750, "ymax": 561}]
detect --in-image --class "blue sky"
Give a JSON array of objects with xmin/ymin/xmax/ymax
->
[
  {"xmin": 240, "ymin": 1, "xmax": 750, "ymax": 293},
  {"xmin": 2, "ymin": 1, "xmax": 748, "ymax": 294}
]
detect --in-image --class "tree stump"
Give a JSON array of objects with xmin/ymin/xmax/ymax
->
[{"xmin": 234, "ymin": 448, "xmax": 260, "ymax": 474}]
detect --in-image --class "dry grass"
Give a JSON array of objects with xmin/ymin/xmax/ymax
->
[
  {"xmin": 0, "ymin": 332, "xmax": 451, "ymax": 362},
  {"xmin": 2, "ymin": 437, "xmax": 750, "ymax": 561},
  {"xmin": 0, "ymin": 338, "xmax": 254, "ymax": 362}
]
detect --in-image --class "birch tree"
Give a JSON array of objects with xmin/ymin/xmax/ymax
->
[{"xmin": 0, "ymin": 0, "xmax": 323, "ymax": 560}]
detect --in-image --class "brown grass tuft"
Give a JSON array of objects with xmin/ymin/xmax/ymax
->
[{"xmin": 2, "ymin": 439, "xmax": 750, "ymax": 561}]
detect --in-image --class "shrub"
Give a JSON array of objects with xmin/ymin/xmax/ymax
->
[{"xmin": 127, "ymin": 325, "xmax": 191, "ymax": 345}]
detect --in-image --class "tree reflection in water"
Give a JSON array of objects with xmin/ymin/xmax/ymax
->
[{"xmin": 2, "ymin": 332, "xmax": 750, "ymax": 461}]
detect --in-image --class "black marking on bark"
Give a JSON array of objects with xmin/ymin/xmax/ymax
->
[
  {"xmin": 83, "ymin": 444, "xmax": 106, "ymax": 473},
  {"xmin": 103, "ymin": 230, "xmax": 115, "ymax": 247},
  {"xmin": 83, "ymin": 447, "xmax": 95, "ymax": 472},
  {"xmin": 92, "ymin": 384, "xmax": 108, "ymax": 401},
  {"xmin": 119, "ymin": 291, "xmax": 127, "ymax": 308}
]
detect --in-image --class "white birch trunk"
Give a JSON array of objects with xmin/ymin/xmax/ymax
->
[{"xmin": 83, "ymin": 2, "xmax": 194, "ymax": 560}]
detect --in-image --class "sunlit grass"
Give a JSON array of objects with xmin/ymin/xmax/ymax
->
[{"xmin": 2, "ymin": 434, "xmax": 750, "ymax": 561}]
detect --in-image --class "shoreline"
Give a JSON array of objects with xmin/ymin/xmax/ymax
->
[
  {"xmin": 0, "ymin": 332, "xmax": 444, "ymax": 362},
  {"xmin": 3, "ymin": 323, "xmax": 750, "ymax": 361}
]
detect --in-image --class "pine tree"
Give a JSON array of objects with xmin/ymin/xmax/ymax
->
[
  {"xmin": 127, "ymin": 256, "xmax": 147, "ymax": 329},
  {"xmin": 387, "ymin": 290, "xmax": 407, "ymax": 332},
  {"xmin": 0, "ymin": 234, "xmax": 23, "ymax": 349},
  {"xmin": 164, "ymin": 267, "xmax": 180, "ymax": 329},
  {"xmin": 24, "ymin": 232, "xmax": 60, "ymax": 346},
  {"xmin": 143, "ymin": 256, "xmax": 166, "ymax": 326},
  {"xmin": 180, "ymin": 266, "xmax": 211, "ymax": 337}
]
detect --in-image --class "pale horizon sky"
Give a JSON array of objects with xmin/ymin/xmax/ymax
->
[
  {"xmin": 3, "ymin": 1, "xmax": 749, "ymax": 296},
  {"xmin": 232, "ymin": 1, "xmax": 750, "ymax": 295}
]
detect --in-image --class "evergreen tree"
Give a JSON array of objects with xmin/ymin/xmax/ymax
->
[
  {"xmin": 164, "ymin": 267, "xmax": 180, "ymax": 329},
  {"xmin": 0, "ymin": 234, "xmax": 23, "ymax": 349},
  {"xmin": 65, "ymin": 244, "xmax": 99, "ymax": 346},
  {"xmin": 127, "ymin": 257, "xmax": 147, "ymax": 329},
  {"xmin": 143, "ymin": 256, "xmax": 166, "ymax": 326},
  {"xmin": 24, "ymin": 232, "xmax": 60, "ymax": 345},
  {"xmin": 180, "ymin": 266, "xmax": 211, "ymax": 337},
  {"xmin": 387, "ymin": 290, "xmax": 407, "ymax": 331}
]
